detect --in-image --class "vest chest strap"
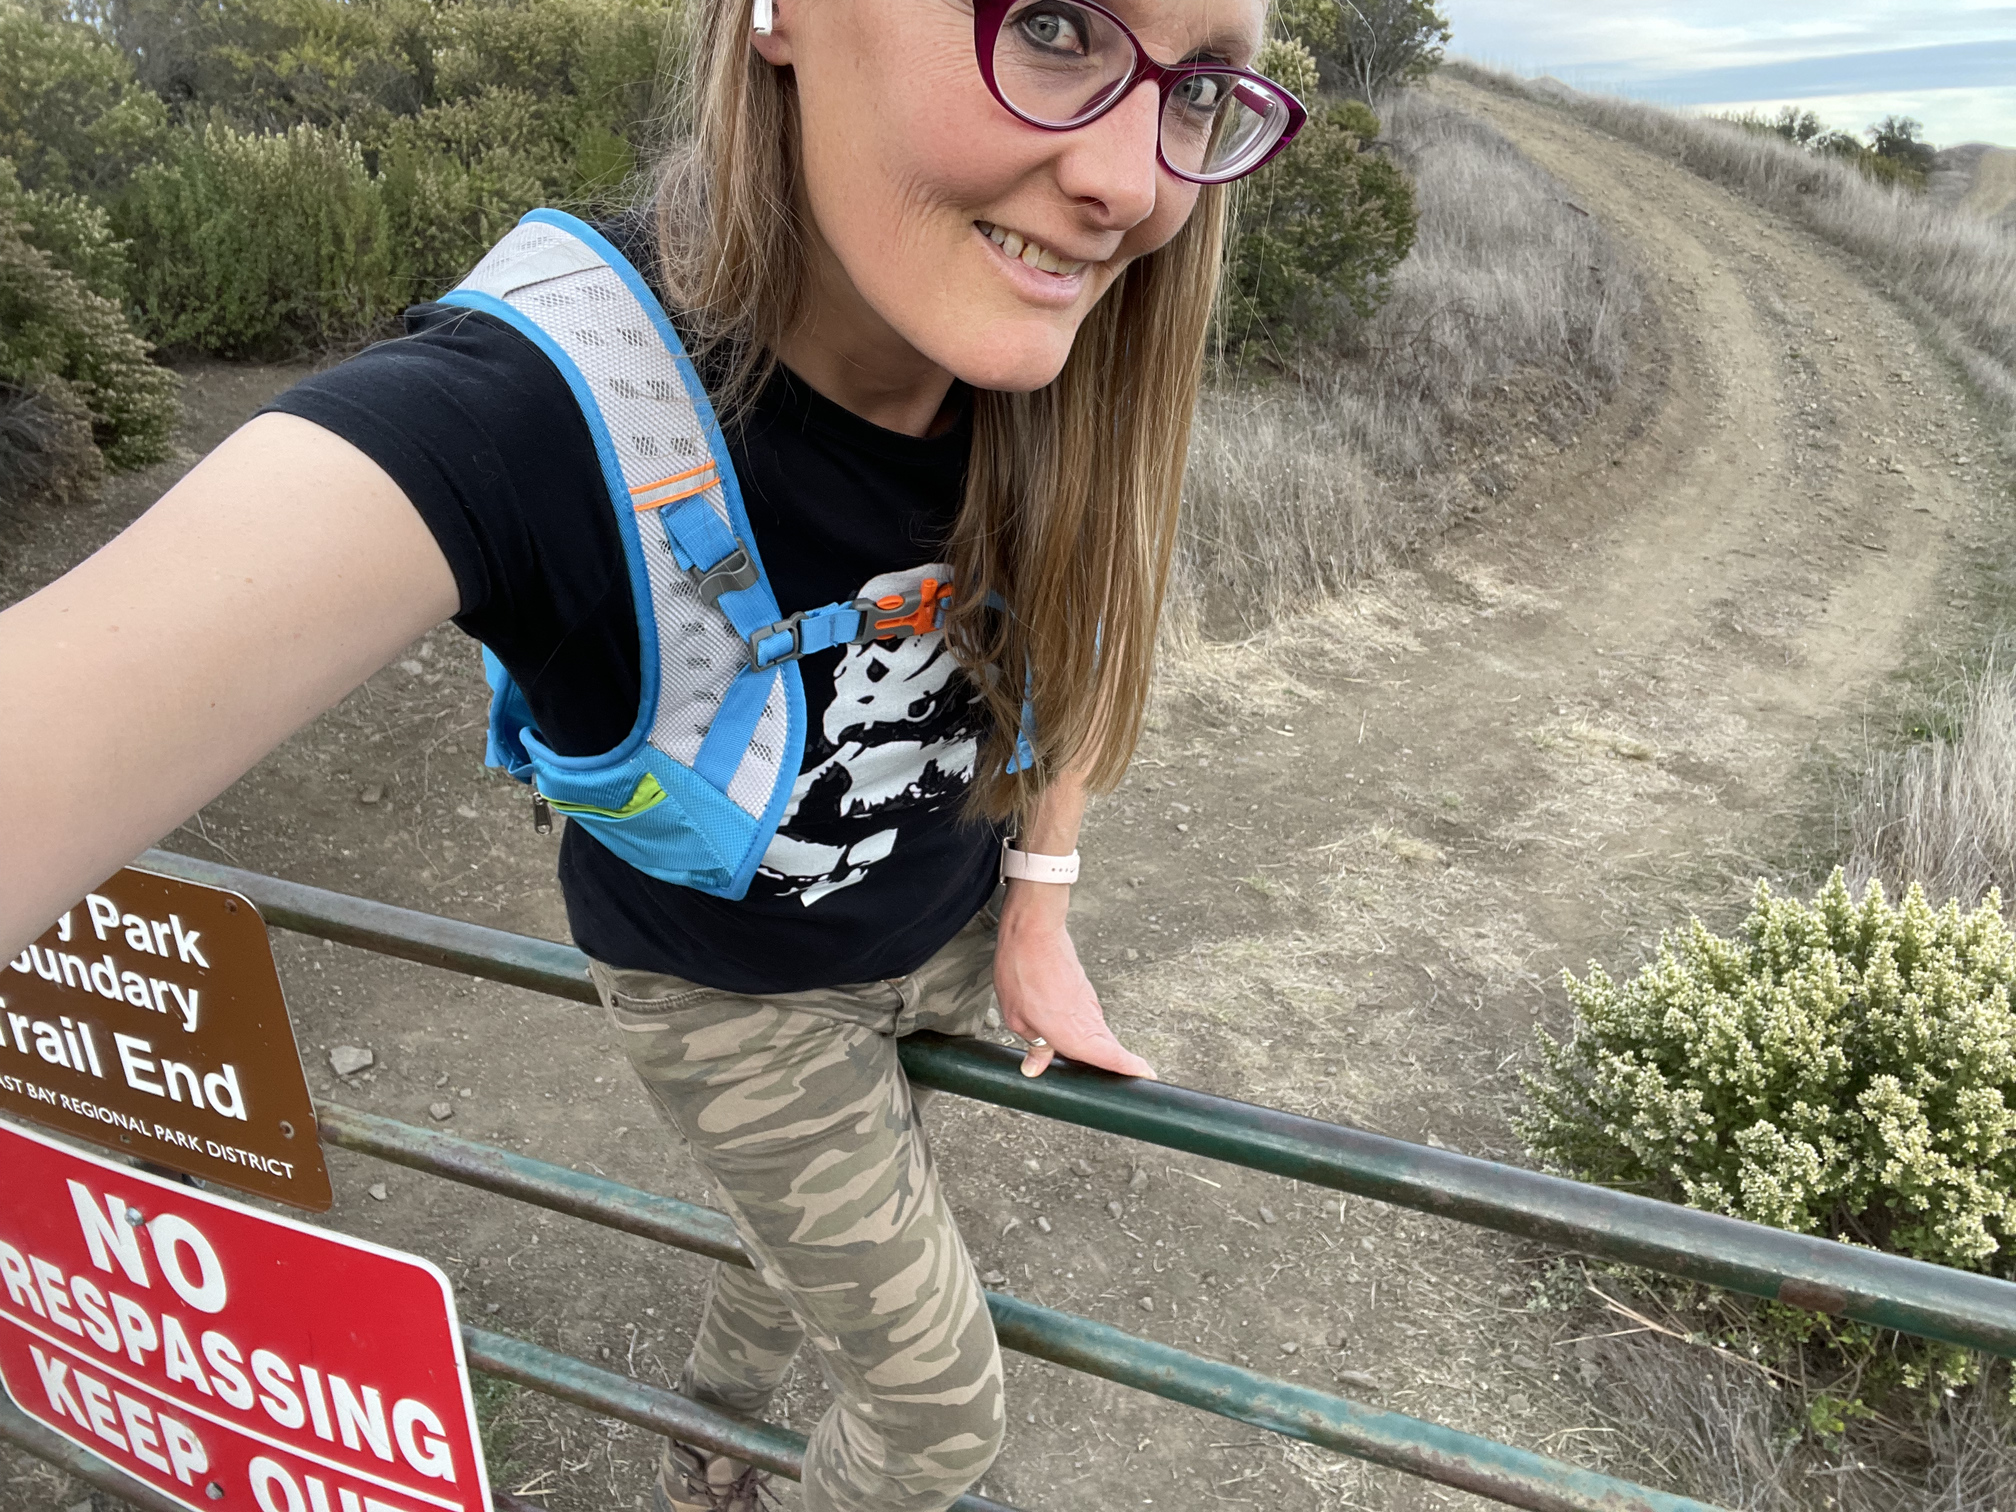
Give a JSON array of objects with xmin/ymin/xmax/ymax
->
[{"xmin": 747, "ymin": 576, "xmax": 954, "ymax": 671}]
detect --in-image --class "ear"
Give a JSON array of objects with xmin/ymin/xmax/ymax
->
[{"xmin": 750, "ymin": 0, "xmax": 793, "ymax": 65}]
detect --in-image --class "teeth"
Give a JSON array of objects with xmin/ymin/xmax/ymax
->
[{"xmin": 977, "ymin": 221, "xmax": 1086, "ymax": 277}]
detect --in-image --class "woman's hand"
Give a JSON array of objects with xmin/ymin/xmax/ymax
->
[{"xmin": 994, "ymin": 880, "xmax": 1156, "ymax": 1081}]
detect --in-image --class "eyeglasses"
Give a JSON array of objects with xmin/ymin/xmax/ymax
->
[{"xmin": 972, "ymin": 0, "xmax": 1307, "ymax": 184}]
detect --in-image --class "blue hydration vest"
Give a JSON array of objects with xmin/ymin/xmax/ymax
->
[{"xmin": 444, "ymin": 210, "xmax": 973, "ymax": 900}]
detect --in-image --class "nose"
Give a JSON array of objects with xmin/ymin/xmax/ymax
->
[{"xmin": 1050, "ymin": 77, "xmax": 1163, "ymax": 231}]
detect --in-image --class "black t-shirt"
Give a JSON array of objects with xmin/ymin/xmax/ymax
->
[{"xmin": 261, "ymin": 247, "xmax": 1002, "ymax": 993}]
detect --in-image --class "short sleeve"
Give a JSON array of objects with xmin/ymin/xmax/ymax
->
[{"xmin": 258, "ymin": 304, "xmax": 641, "ymax": 754}]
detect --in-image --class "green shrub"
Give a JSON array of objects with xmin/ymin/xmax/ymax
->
[
  {"xmin": 1527, "ymin": 871, "xmax": 2016, "ymax": 1269},
  {"xmin": 0, "ymin": 198, "xmax": 178, "ymax": 471},
  {"xmin": 1271, "ymin": 0, "xmax": 1449, "ymax": 100},
  {"xmin": 376, "ymin": 86, "xmax": 569, "ymax": 299},
  {"xmin": 93, "ymin": 0, "xmax": 674, "ymax": 154},
  {"xmin": 1221, "ymin": 61, "xmax": 1418, "ymax": 360},
  {"xmin": 91, "ymin": 0, "xmax": 417, "ymax": 131},
  {"xmin": 115, "ymin": 119, "xmax": 397, "ymax": 354},
  {"xmin": 1718, "ymin": 105, "xmax": 1933, "ymax": 193},
  {"xmin": 0, "ymin": 0, "xmax": 169, "ymax": 194},
  {"xmin": 79, "ymin": 0, "xmax": 676, "ymax": 307},
  {"xmin": 1523, "ymin": 871, "xmax": 2016, "ymax": 1401},
  {"xmin": 0, "ymin": 157, "xmax": 130, "ymax": 300}
]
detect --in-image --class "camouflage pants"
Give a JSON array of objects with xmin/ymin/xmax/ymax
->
[{"xmin": 591, "ymin": 908, "xmax": 1006, "ymax": 1512}]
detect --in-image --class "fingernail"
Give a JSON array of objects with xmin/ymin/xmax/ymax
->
[{"xmin": 1020, "ymin": 1060, "xmax": 1042, "ymax": 1078}]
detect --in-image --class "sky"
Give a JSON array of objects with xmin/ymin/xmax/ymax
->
[{"xmin": 1444, "ymin": 1, "xmax": 2016, "ymax": 149}]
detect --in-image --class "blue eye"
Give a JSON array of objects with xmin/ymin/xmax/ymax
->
[{"xmin": 1015, "ymin": 6, "xmax": 1089, "ymax": 55}]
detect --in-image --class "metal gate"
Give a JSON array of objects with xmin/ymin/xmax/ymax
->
[{"xmin": 9, "ymin": 848, "xmax": 2016, "ymax": 1512}]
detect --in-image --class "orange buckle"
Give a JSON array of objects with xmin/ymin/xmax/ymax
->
[{"xmin": 864, "ymin": 578, "xmax": 952, "ymax": 640}]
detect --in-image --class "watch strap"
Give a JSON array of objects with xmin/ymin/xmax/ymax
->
[{"xmin": 1000, "ymin": 838, "xmax": 1081, "ymax": 885}]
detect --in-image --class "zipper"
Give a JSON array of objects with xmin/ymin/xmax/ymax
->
[{"xmin": 530, "ymin": 773, "xmax": 668, "ymax": 831}]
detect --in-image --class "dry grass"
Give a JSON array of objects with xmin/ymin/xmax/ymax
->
[
  {"xmin": 1843, "ymin": 657, "xmax": 2016, "ymax": 915},
  {"xmin": 1583, "ymin": 1318, "xmax": 2016, "ymax": 1512},
  {"xmin": 0, "ymin": 380, "xmax": 102, "ymax": 521},
  {"xmin": 1445, "ymin": 60, "xmax": 2016, "ymax": 473},
  {"xmin": 1171, "ymin": 87, "xmax": 1643, "ymax": 636}
]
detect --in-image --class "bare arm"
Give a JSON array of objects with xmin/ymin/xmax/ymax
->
[
  {"xmin": 993, "ymin": 767, "xmax": 1156, "ymax": 1080},
  {"xmin": 0, "ymin": 412, "xmax": 459, "ymax": 952}
]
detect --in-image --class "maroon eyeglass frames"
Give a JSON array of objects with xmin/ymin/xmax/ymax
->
[{"xmin": 971, "ymin": 0, "xmax": 1307, "ymax": 184}]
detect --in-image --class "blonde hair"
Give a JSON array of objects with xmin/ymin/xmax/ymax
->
[{"xmin": 653, "ymin": 0, "xmax": 1226, "ymax": 821}]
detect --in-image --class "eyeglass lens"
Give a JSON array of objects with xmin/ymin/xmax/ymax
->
[{"xmin": 989, "ymin": 0, "xmax": 1289, "ymax": 180}]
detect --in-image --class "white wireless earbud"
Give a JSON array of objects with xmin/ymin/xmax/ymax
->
[{"xmin": 752, "ymin": 0, "xmax": 772, "ymax": 34}]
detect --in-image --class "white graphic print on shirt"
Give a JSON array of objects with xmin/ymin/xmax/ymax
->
[{"xmin": 754, "ymin": 564, "xmax": 985, "ymax": 906}]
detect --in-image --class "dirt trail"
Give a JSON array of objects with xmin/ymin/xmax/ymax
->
[{"xmin": 3, "ymin": 80, "xmax": 2010, "ymax": 1512}]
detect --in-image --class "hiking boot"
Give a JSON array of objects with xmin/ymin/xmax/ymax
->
[{"xmin": 651, "ymin": 1441, "xmax": 774, "ymax": 1512}]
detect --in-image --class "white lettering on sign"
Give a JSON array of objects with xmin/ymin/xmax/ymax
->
[
  {"xmin": 248, "ymin": 1453, "xmax": 425, "ymax": 1512},
  {"xmin": 98, "ymin": 1032, "xmax": 247, "ymax": 1121},
  {"xmin": 8, "ymin": 946, "xmax": 204, "ymax": 1032},
  {"xmin": 69, "ymin": 1180, "xmax": 150, "ymax": 1287},
  {"xmin": 6, "ymin": 1290, "xmax": 465, "ymax": 1500},
  {"xmin": 2, "ymin": 1191, "xmax": 463, "ymax": 1486},
  {"xmin": 147, "ymin": 1214, "xmax": 226, "ymax": 1314},
  {"xmin": 11, "ymin": 895, "xmax": 208, "ymax": 1039},
  {"xmin": 0, "ymin": 1121, "xmax": 483, "ymax": 1512},
  {"xmin": 0, "ymin": 1009, "xmax": 251, "ymax": 1122},
  {"xmin": 78, "ymin": 895, "xmax": 209, "ymax": 970},
  {"xmin": 27, "ymin": 1344, "xmax": 212, "ymax": 1485}
]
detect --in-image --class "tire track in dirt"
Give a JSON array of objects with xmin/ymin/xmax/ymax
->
[{"xmin": 1047, "ymin": 78, "xmax": 2010, "ymax": 1509}]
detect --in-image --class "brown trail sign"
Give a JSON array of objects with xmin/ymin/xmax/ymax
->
[{"xmin": 0, "ymin": 867, "xmax": 329, "ymax": 1210}]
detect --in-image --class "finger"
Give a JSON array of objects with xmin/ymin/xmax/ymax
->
[
  {"xmin": 1043, "ymin": 1028, "xmax": 1156, "ymax": 1081},
  {"xmin": 1076, "ymin": 1041, "xmax": 1158, "ymax": 1080},
  {"xmin": 1020, "ymin": 1043, "xmax": 1057, "ymax": 1078}
]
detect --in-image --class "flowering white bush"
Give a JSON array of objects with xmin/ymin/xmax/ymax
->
[{"xmin": 1523, "ymin": 871, "xmax": 2016, "ymax": 1277}]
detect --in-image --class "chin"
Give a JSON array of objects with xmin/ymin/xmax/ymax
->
[{"xmin": 938, "ymin": 322, "xmax": 1080, "ymax": 395}]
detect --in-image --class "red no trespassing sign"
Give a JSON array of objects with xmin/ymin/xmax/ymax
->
[{"xmin": 0, "ymin": 1118, "xmax": 491, "ymax": 1512}]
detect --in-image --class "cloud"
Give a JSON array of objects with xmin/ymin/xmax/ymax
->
[
  {"xmin": 1630, "ymin": 41, "xmax": 2016, "ymax": 100},
  {"xmin": 1445, "ymin": 0, "xmax": 2016, "ymax": 75},
  {"xmin": 1445, "ymin": 1, "xmax": 2016, "ymax": 144}
]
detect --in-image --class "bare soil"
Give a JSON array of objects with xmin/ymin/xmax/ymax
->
[{"xmin": 6, "ymin": 78, "xmax": 2014, "ymax": 1512}]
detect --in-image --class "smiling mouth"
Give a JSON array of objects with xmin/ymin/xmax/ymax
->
[{"xmin": 976, "ymin": 220, "xmax": 1089, "ymax": 277}]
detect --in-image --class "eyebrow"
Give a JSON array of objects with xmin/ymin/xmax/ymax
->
[
  {"xmin": 1104, "ymin": 0, "xmax": 1264, "ymax": 61},
  {"xmin": 1179, "ymin": 31, "xmax": 1253, "ymax": 62},
  {"xmin": 1156, "ymin": 23, "xmax": 1260, "ymax": 67}
]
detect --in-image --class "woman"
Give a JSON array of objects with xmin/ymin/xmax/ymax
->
[{"xmin": 0, "ymin": 0, "xmax": 1301, "ymax": 1505}]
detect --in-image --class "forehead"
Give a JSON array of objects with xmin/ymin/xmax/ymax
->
[{"xmin": 1108, "ymin": 0, "xmax": 1270, "ymax": 57}]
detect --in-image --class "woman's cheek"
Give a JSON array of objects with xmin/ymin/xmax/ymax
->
[{"xmin": 1124, "ymin": 176, "xmax": 1205, "ymax": 261}]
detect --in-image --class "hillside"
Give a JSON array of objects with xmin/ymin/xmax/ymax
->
[
  {"xmin": 1933, "ymin": 142, "xmax": 2016, "ymax": 227},
  {"xmin": 5, "ymin": 74, "xmax": 2015, "ymax": 1512}
]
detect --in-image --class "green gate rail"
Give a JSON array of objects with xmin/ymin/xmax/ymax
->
[
  {"xmin": 320, "ymin": 1104, "xmax": 1718, "ymax": 1512},
  {"xmin": 461, "ymin": 1328, "xmax": 1021, "ymax": 1512},
  {"xmin": 143, "ymin": 849, "xmax": 2016, "ymax": 1359},
  {"xmin": 83, "ymin": 848, "xmax": 1747, "ymax": 1511}
]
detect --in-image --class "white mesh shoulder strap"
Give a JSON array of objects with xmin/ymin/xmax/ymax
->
[{"xmin": 444, "ymin": 211, "xmax": 796, "ymax": 822}]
